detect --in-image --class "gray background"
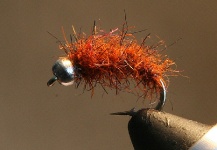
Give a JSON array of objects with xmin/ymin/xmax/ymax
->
[{"xmin": 1, "ymin": 0, "xmax": 217, "ymax": 149}]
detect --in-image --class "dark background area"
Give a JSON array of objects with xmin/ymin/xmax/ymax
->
[{"xmin": 1, "ymin": 0, "xmax": 217, "ymax": 149}]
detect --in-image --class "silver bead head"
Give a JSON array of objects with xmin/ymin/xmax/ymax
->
[{"xmin": 47, "ymin": 57, "xmax": 75, "ymax": 86}]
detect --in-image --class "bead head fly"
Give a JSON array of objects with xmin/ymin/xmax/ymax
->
[{"xmin": 47, "ymin": 20, "xmax": 178, "ymax": 110}]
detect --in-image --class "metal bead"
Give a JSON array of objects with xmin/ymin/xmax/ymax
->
[{"xmin": 47, "ymin": 57, "xmax": 75, "ymax": 86}]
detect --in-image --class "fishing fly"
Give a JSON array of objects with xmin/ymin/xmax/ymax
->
[{"xmin": 47, "ymin": 19, "xmax": 177, "ymax": 110}]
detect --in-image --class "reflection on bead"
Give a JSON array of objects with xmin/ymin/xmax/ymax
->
[{"xmin": 47, "ymin": 57, "xmax": 74, "ymax": 86}]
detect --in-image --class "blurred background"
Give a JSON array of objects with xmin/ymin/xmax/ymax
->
[{"xmin": 1, "ymin": 0, "xmax": 217, "ymax": 149}]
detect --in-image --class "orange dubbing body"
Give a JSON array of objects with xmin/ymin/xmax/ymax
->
[{"xmin": 61, "ymin": 26, "xmax": 176, "ymax": 98}]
